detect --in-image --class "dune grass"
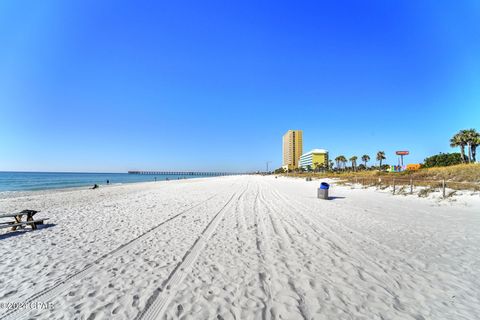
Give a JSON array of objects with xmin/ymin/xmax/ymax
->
[
  {"xmin": 287, "ymin": 163, "xmax": 480, "ymax": 182},
  {"xmin": 284, "ymin": 164, "xmax": 480, "ymax": 191},
  {"xmin": 408, "ymin": 163, "xmax": 480, "ymax": 182}
]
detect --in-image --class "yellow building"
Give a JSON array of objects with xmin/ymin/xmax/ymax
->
[
  {"xmin": 282, "ymin": 130, "xmax": 303, "ymax": 171},
  {"xmin": 299, "ymin": 149, "xmax": 329, "ymax": 170}
]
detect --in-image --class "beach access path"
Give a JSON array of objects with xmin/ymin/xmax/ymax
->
[{"xmin": 0, "ymin": 175, "xmax": 479, "ymax": 320}]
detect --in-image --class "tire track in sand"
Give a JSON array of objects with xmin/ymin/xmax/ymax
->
[
  {"xmin": 256, "ymin": 184, "xmax": 312, "ymax": 320},
  {"xmin": 0, "ymin": 193, "xmax": 221, "ymax": 320},
  {"xmin": 271, "ymin": 187, "xmax": 421, "ymax": 278},
  {"xmin": 136, "ymin": 185, "xmax": 248, "ymax": 320},
  {"xmin": 253, "ymin": 185, "xmax": 275, "ymax": 320},
  {"xmin": 270, "ymin": 188, "xmax": 402, "ymax": 289},
  {"xmin": 268, "ymin": 186, "xmax": 430, "ymax": 317}
]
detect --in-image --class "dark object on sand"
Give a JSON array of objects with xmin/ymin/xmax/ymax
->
[
  {"xmin": 106, "ymin": 180, "xmax": 110, "ymax": 184},
  {"xmin": 0, "ymin": 210, "xmax": 49, "ymax": 231},
  {"xmin": 92, "ymin": 184, "xmax": 99, "ymax": 189}
]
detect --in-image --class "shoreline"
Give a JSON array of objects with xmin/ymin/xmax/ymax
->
[{"xmin": 0, "ymin": 175, "xmax": 225, "ymax": 199}]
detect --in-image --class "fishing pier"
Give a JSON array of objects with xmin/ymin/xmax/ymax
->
[{"xmin": 127, "ymin": 171, "xmax": 242, "ymax": 176}]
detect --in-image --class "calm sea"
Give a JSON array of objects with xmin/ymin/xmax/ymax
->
[{"xmin": 0, "ymin": 172, "xmax": 211, "ymax": 192}]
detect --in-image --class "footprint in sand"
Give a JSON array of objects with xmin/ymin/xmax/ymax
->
[
  {"xmin": 177, "ymin": 304, "xmax": 184, "ymax": 316},
  {"xmin": 132, "ymin": 294, "xmax": 140, "ymax": 307}
]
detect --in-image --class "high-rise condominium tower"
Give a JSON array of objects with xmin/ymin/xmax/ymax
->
[{"xmin": 282, "ymin": 130, "xmax": 303, "ymax": 170}]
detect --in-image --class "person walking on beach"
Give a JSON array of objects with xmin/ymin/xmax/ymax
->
[{"xmin": 106, "ymin": 179, "xmax": 109, "ymax": 184}]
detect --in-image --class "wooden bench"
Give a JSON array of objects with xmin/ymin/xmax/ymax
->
[{"xmin": 0, "ymin": 210, "xmax": 49, "ymax": 231}]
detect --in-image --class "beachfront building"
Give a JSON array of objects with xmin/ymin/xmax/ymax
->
[
  {"xmin": 282, "ymin": 130, "xmax": 303, "ymax": 171},
  {"xmin": 299, "ymin": 149, "xmax": 329, "ymax": 171}
]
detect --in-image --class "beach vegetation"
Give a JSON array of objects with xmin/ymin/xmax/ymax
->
[
  {"xmin": 423, "ymin": 153, "xmax": 463, "ymax": 168},
  {"xmin": 450, "ymin": 128, "xmax": 480, "ymax": 163},
  {"xmin": 361, "ymin": 154, "xmax": 370, "ymax": 168},
  {"xmin": 349, "ymin": 156, "xmax": 358, "ymax": 171},
  {"xmin": 335, "ymin": 155, "xmax": 347, "ymax": 170},
  {"xmin": 274, "ymin": 167, "xmax": 285, "ymax": 174},
  {"xmin": 376, "ymin": 151, "xmax": 386, "ymax": 169},
  {"xmin": 418, "ymin": 187, "xmax": 435, "ymax": 198}
]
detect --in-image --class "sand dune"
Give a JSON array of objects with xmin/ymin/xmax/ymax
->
[{"xmin": 0, "ymin": 176, "xmax": 479, "ymax": 320}]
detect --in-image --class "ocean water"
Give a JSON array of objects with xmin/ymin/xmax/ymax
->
[{"xmin": 0, "ymin": 172, "xmax": 212, "ymax": 192}]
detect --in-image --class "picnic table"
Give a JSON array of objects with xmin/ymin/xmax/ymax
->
[{"xmin": 0, "ymin": 210, "xmax": 48, "ymax": 231}]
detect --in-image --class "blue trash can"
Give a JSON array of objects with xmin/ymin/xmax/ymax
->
[{"xmin": 318, "ymin": 182, "xmax": 329, "ymax": 199}]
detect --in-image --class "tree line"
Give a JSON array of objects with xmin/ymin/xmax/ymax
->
[
  {"xmin": 274, "ymin": 151, "xmax": 388, "ymax": 173},
  {"xmin": 424, "ymin": 128, "xmax": 480, "ymax": 168},
  {"xmin": 274, "ymin": 128, "xmax": 478, "ymax": 173},
  {"xmin": 333, "ymin": 151, "xmax": 386, "ymax": 171}
]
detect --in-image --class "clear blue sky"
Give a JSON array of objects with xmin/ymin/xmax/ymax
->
[{"xmin": 1, "ymin": 0, "xmax": 479, "ymax": 172}]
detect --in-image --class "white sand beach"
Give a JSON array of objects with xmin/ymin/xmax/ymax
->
[{"xmin": 1, "ymin": 175, "xmax": 479, "ymax": 320}]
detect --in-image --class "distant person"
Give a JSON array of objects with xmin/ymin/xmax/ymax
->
[
  {"xmin": 166, "ymin": 177, "xmax": 169, "ymax": 181},
  {"xmin": 106, "ymin": 179, "xmax": 110, "ymax": 184},
  {"xmin": 154, "ymin": 177, "xmax": 157, "ymax": 181},
  {"xmin": 92, "ymin": 184, "xmax": 99, "ymax": 189}
]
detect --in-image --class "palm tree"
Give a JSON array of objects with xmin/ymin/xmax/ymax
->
[
  {"xmin": 465, "ymin": 129, "xmax": 474, "ymax": 163},
  {"xmin": 349, "ymin": 156, "xmax": 358, "ymax": 171},
  {"xmin": 334, "ymin": 156, "xmax": 341, "ymax": 169},
  {"xmin": 473, "ymin": 133, "xmax": 480, "ymax": 162},
  {"xmin": 338, "ymin": 155, "xmax": 347, "ymax": 169},
  {"xmin": 463, "ymin": 129, "xmax": 480, "ymax": 163},
  {"xmin": 376, "ymin": 151, "xmax": 386, "ymax": 169},
  {"xmin": 319, "ymin": 163, "xmax": 327, "ymax": 172},
  {"xmin": 450, "ymin": 132, "xmax": 467, "ymax": 163},
  {"xmin": 361, "ymin": 154, "xmax": 370, "ymax": 169},
  {"xmin": 306, "ymin": 164, "xmax": 312, "ymax": 172}
]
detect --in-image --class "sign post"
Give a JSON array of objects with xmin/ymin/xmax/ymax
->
[{"xmin": 395, "ymin": 151, "xmax": 409, "ymax": 167}]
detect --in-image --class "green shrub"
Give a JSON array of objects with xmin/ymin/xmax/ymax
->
[
  {"xmin": 274, "ymin": 167, "xmax": 285, "ymax": 174},
  {"xmin": 423, "ymin": 153, "xmax": 462, "ymax": 168},
  {"xmin": 418, "ymin": 187, "xmax": 435, "ymax": 197}
]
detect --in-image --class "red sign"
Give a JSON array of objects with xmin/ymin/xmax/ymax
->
[{"xmin": 396, "ymin": 151, "xmax": 409, "ymax": 155}]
